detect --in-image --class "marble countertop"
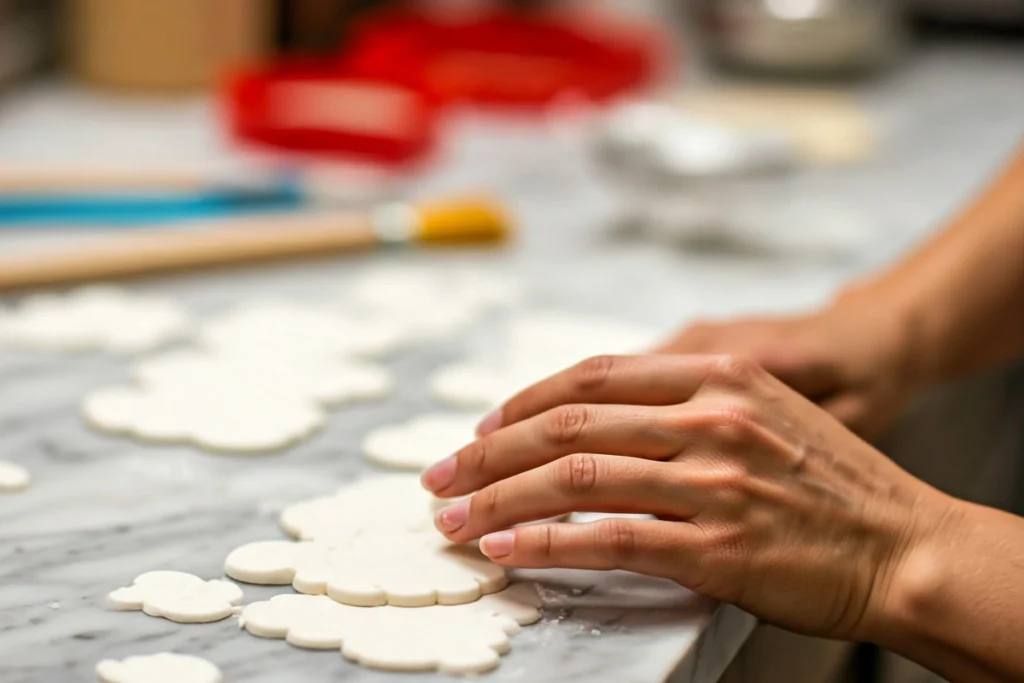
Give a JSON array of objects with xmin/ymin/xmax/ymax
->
[{"xmin": 2, "ymin": 32, "xmax": 1024, "ymax": 683}]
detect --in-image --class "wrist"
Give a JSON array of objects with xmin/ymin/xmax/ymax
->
[
  {"xmin": 829, "ymin": 274, "xmax": 949, "ymax": 388},
  {"xmin": 857, "ymin": 493, "xmax": 972, "ymax": 650}
]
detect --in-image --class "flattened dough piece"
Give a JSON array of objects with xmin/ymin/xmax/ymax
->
[
  {"xmin": 224, "ymin": 532, "xmax": 507, "ymax": 607},
  {"xmin": 96, "ymin": 653, "xmax": 222, "ymax": 683},
  {"xmin": 133, "ymin": 349, "xmax": 393, "ymax": 407},
  {"xmin": 363, "ymin": 413, "xmax": 481, "ymax": 470},
  {"xmin": 0, "ymin": 460, "xmax": 31, "ymax": 491},
  {"xmin": 109, "ymin": 570, "xmax": 243, "ymax": 623},
  {"xmin": 279, "ymin": 475, "xmax": 438, "ymax": 541},
  {"xmin": 82, "ymin": 383, "xmax": 325, "ymax": 454},
  {"xmin": 0, "ymin": 285, "xmax": 189, "ymax": 354},
  {"xmin": 239, "ymin": 584, "xmax": 542, "ymax": 673},
  {"xmin": 200, "ymin": 301, "xmax": 403, "ymax": 360}
]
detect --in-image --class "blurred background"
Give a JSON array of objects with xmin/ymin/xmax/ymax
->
[{"xmin": 1, "ymin": 2, "xmax": 1023, "ymax": 683}]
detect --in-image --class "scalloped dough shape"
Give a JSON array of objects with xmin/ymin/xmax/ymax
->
[
  {"xmin": 279, "ymin": 475, "xmax": 439, "ymax": 541},
  {"xmin": 200, "ymin": 301, "xmax": 403, "ymax": 360},
  {"xmin": 83, "ymin": 384, "xmax": 325, "ymax": 454},
  {"xmin": 345, "ymin": 266, "xmax": 520, "ymax": 341},
  {"xmin": 363, "ymin": 413, "xmax": 481, "ymax": 470},
  {"xmin": 133, "ymin": 349, "xmax": 393, "ymax": 407},
  {"xmin": 0, "ymin": 286, "xmax": 189, "ymax": 354},
  {"xmin": 109, "ymin": 571, "xmax": 243, "ymax": 623},
  {"xmin": 431, "ymin": 312, "xmax": 660, "ymax": 408},
  {"xmin": 239, "ymin": 584, "xmax": 541, "ymax": 673},
  {"xmin": 0, "ymin": 460, "xmax": 31, "ymax": 492},
  {"xmin": 96, "ymin": 653, "xmax": 222, "ymax": 683},
  {"xmin": 224, "ymin": 532, "xmax": 507, "ymax": 607}
]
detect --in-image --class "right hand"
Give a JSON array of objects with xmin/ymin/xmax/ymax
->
[{"xmin": 653, "ymin": 293, "xmax": 923, "ymax": 439}]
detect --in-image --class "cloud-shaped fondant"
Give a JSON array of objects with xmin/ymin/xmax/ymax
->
[
  {"xmin": 96, "ymin": 653, "xmax": 222, "ymax": 683},
  {"xmin": 239, "ymin": 583, "xmax": 542, "ymax": 674},
  {"xmin": 109, "ymin": 571, "xmax": 243, "ymax": 624},
  {"xmin": 363, "ymin": 413, "xmax": 481, "ymax": 471},
  {"xmin": 224, "ymin": 532, "xmax": 507, "ymax": 607},
  {"xmin": 0, "ymin": 286, "xmax": 189, "ymax": 353}
]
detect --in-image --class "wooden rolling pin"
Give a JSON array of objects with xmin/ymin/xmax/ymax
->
[{"xmin": 0, "ymin": 196, "xmax": 510, "ymax": 293}]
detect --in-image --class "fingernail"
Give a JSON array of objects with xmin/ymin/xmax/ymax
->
[
  {"xmin": 477, "ymin": 408, "xmax": 503, "ymax": 436},
  {"xmin": 480, "ymin": 531, "xmax": 515, "ymax": 559},
  {"xmin": 436, "ymin": 499, "xmax": 469, "ymax": 533},
  {"xmin": 421, "ymin": 455, "xmax": 457, "ymax": 493}
]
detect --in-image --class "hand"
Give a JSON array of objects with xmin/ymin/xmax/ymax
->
[
  {"xmin": 422, "ymin": 354, "xmax": 955, "ymax": 641},
  {"xmin": 653, "ymin": 295, "xmax": 922, "ymax": 439}
]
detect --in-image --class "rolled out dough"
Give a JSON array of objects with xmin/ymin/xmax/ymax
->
[
  {"xmin": 108, "ymin": 571, "xmax": 243, "ymax": 624},
  {"xmin": 96, "ymin": 653, "xmax": 222, "ymax": 683},
  {"xmin": 0, "ymin": 460, "xmax": 31, "ymax": 492},
  {"xmin": 363, "ymin": 413, "xmax": 482, "ymax": 471},
  {"xmin": 224, "ymin": 532, "xmax": 507, "ymax": 607},
  {"xmin": 0, "ymin": 285, "xmax": 189, "ymax": 354},
  {"xmin": 239, "ymin": 583, "xmax": 541, "ymax": 674}
]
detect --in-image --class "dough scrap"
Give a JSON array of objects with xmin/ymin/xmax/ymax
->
[
  {"xmin": 109, "ymin": 571, "xmax": 243, "ymax": 624},
  {"xmin": 363, "ymin": 413, "xmax": 481, "ymax": 470},
  {"xmin": 224, "ymin": 532, "xmax": 507, "ymax": 607},
  {"xmin": 0, "ymin": 285, "xmax": 189, "ymax": 354},
  {"xmin": 238, "ymin": 584, "xmax": 541, "ymax": 674},
  {"xmin": 82, "ymin": 384, "xmax": 325, "ymax": 454},
  {"xmin": 96, "ymin": 653, "xmax": 222, "ymax": 683},
  {"xmin": 432, "ymin": 312, "xmax": 660, "ymax": 408},
  {"xmin": 345, "ymin": 266, "xmax": 520, "ymax": 340},
  {"xmin": 279, "ymin": 475, "xmax": 439, "ymax": 541},
  {"xmin": 0, "ymin": 460, "xmax": 31, "ymax": 492},
  {"xmin": 133, "ymin": 349, "xmax": 393, "ymax": 407},
  {"xmin": 200, "ymin": 301, "xmax": 403, "ymax": 360}
]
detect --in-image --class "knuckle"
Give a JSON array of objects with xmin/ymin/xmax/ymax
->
[
  {"xmin": 534, "ymin": 524, "xmax": 555, "ymax": 560},
  {"xmin": 705, "ymin": 402, "xmax": 759, "ymax": 444},
  {"xmin": 457, "ymin": 437, "xmax": 491, "ymax": 474},
  {"xmin": 572, "ymin": 355, "xmax": 616, "ymax": 393},
  {"xmin": 595, "ymin": 518, "xmax": 638, "ymax": 566},
  {"xmin": 544, "ymin": 404, "xmax": 590, "ymax": 445},
  {"xmin": 473, "ymin": 485, "xmax": 501, "ymax": 520},
  {"xmin": 555, "ymin": 453, "xmax": 600, "ymax": 496},
  {"xmin": 710, "ymin": 355, "xmax": 763, "ymax": 388}
]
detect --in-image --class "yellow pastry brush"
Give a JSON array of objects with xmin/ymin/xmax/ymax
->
[{"xmin": 0, "ymin": 195, "xmax": 510, "ymax": 293}]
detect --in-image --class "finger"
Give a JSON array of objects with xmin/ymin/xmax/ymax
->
[
  {"xmin": 480, "ymin": 354, "xmax": 723, "ymax": 436},
  {"xmin": 423, "ymin": 404, "xmax": 687, "ymax": 497},
  {"xmin": 478, "ymin": 518, "xmax": 697, "ymax": 582},
  {"xmin": 435, "ymin": 454, "xmax": 699, "ymax": 543},
  {"xmin": 758, "ymin": 355, "xmax": 842, "ymax": 400}
]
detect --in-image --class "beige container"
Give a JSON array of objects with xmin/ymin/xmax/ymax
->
[{"xmin": 67, "ymin": 0, "xmax": 272, "ymax": 92}]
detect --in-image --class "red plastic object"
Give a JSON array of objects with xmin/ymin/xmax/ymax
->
[
  {"xmin": 224, "ymin": 59, "xmax": 439, "ymax": 164},
  {"xmin": 347, "ymin": 9, "xmax": 666, "ymax": 107},
  {"xmin": 222, "ymin": 9, "xmax": 668, "ymax": 161}
]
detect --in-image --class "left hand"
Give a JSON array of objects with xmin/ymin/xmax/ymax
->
[{"xmin": 421, "ymin": 354, "xmax": 954, "ymax": 641}]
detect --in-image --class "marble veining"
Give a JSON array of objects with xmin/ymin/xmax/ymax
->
[{"xmin": 3, "ymin": 39, "xmax": 1024, "ymax": 683}]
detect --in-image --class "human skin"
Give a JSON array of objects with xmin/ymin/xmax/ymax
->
[
  {"xmin": 423, "ymin": 355, "xmax": 1024, "ymax": 683},
  {"xmin": 655, "ymin": 144, "xmax": 1024, "ymax": 438},
  {"xmin": 421, "ymin": 145, "xmax": 1024, "ymax": 682}
]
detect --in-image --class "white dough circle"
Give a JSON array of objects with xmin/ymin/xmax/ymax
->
[
  {"xmin": 108, "ymin": 571, "xmax": 243, "ymax": 623},
  {"xmin": 0, "ymin": 285, "xmax": 189, "ymax": 354},
  {"xmin": 0, "ymin": 460, "xmax": 31, "ymax": 492},
  {"xmin": 96, "ymin": 653, "xmax": 222, "ymax": 683},
  {"xmin": 200, "ymin": 301, "xmax": 403, "ymax": 360},
  {"xmin": 239, "ymin": 584, "xmax": 541, "ymax": 674},
  {"xmin": 133, "ymin": 349, "xmax": 393, "ymax": 407},
  {"xmin": 345, "ymin": 266, "xmax": 520, "ymax": 341},
  {"xmin": 363, "ymin": 413, "xmax": 481, "ymax": 470},
  {"xmin": 83, "ymin": 383, "xmax": 325, "ymax": 454},
  {"xmin": 279, "ymin": 475, "xmax": 441, "ymax": 541},
  {"xmin": 431, "ymin": 312, "xmax": 661, "ymax": 408},
  {"xmin": 224, "ymin": 532, "xmax": 507, "ymax": 607}
]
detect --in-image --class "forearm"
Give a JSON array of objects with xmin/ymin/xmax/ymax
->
[
  {"xmin": 841, "ymin": 143, "xmax": 1024, "ymax": 385},
  {"xmin": 871, "ymin": 501, "xmax": 1024, "ymax": 683}
]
